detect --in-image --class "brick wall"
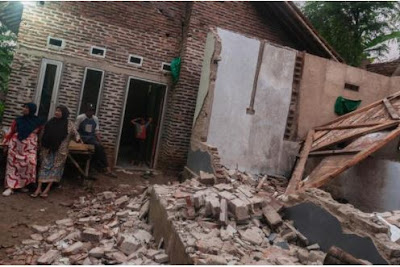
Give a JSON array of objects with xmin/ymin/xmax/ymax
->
[
  {"xmin": 5, "ymin": 1, "xmax": 317, "ymax": 171},
  {"xmin": 158, "ymin": 2, "xmax": 307, "ymax": 170},
  {"xmin": 4, "ymin": 2, "xmax": 186, "ymax": 167}
]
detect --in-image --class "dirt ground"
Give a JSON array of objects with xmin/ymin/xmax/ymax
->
[{"xmin": 0, "ymin": 161, "xmax": 177, "ymax": 258}]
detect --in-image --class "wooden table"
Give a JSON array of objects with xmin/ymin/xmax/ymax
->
[
  {"xmin": 0, "ymin": 140, "xmax": 95, "ymax": 180},
  {"xmin": 66, "ymin": 141, "xmax": 95, "ymax": 179}
]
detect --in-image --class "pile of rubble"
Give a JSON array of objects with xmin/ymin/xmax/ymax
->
[
  {"xmin": 150, "ymin": 170, "xmax": 327, "ymax": 265},
  {"xmin": 1, "ymin": 188, "xmax": 169, "ymax": 265}
]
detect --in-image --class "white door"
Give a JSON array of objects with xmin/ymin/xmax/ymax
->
[{"xmin": 35, "ymin": 59, "xmax": 63, "ymax": 120}]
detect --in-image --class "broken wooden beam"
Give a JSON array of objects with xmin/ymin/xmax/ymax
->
[
  {"xmin": 285, "ymin": 130, "xmax": 314, "ymax": 195},
  {"xmin": 383, "ymin": 98, "xmax": 400, "ymax": 120},
  {"xmin": 307, "ymin": 149, "xmax": 361, "ymax": 157},
  {"xmin": 323, "ymin": 246, "xmax": 366, "ymax": 265},
  {"xmin": 256, "ymin": 175, "xmax": 267, "ymax": 190},
  {"xmin": 316, "ymin": 90, "xmax": 400, "ymax": 128},
  {"xmin": 314, "ymin": 122, "xmax": 382, "ymax": 131},
  {"xmin": 284, "ymin": 222, "xmax": 308, "ymax": 246},
  {"xmin": 303, "ymin": 125, "xmax": 400, "ymax": 188},
  {"xmin": 311, "ymin": 120, "xmax": 399, "ymax": 152}
]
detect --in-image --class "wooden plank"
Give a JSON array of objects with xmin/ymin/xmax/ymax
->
[
  {"xmin": 323, "ymin": 246, "xmax": 367, "ymax": 265},
  {"xmin": 316, "ymin": 91, "xmax": 400, "ymax": 128},
  {"xmin": 303, "ymin": 125, "xmax": 400, "ymax": 188},
  {"xmin": 307, "ymin": 149, "xmax": 361, "ymax": 157},
  {"xmin": 285, "ymin": 130, "xmax": 314, "ymax": 195},
  {"xmin": 315, "ymin": 122, "xmax": 383, "ymax": 131},
  {"xmin": 311, "ymin": 120, "xmax": 399, "ymax": 152},
  {"xmin": 383, "ymin": 98, "xmax": 400, "ymax": 120},
  {"xmin": 312, "ymin": 106, "xmax": 383, "ymax": 146},
  {"xmin": 256, "ymin": 175, "xmax": 267, "ymax": 190}
]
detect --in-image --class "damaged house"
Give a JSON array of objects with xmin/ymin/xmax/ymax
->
[
  {"xmin": 2, "ymin": 1, "xmax": 400, "ymax": 211},
  {"xmin": 3, "ymin": 2, "xmax": 400, "ymax": 265},
  {"xmin": 1, "ymin": 1, "xmax": 340, "ymax": 171}
]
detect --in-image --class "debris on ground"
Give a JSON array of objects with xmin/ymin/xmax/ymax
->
[
  {"xmin": 149, "ymin": 169, "xmax": 328, "ymax": 265},
  {"xmin": 2, "ymin": 166, "xmax": 400, "ymax": 264},
  {"xmin": 0, "ymin": 188, "xmax": 168, "ymax": 265}
]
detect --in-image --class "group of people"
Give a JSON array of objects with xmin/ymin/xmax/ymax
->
[{"xmin": 2, "ymin": 102, "xmax": 115, "ymax": 198}]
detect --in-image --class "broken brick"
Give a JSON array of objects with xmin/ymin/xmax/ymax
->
[
  {"xmin": 262, "ymin": 205, "xmax": 282, "ymax": 228},
  {"xmin": 199, "ymin": 171, "xmax": 215, "ymax": 185},
  {"xmin": 37, "ymin": 250, "xmax": 59, "ymax": 265},
  {"xmin": 81, "ymin": 228, "xmax": 103, "ymax": 242}
]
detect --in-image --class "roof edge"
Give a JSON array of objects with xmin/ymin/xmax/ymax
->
[{"xmin": 284, "ymin": 1, "xmax": 345, "ymax": 63}]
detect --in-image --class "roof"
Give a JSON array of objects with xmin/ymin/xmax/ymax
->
[
  {"xmin": 286, "ymin": 91, "xmax": 400, "ymax": 194},
  {"xmin": 366, "ymin": 58, "xmax": 400, "ymax": 77},
  {"xmin": 254, "ymin": 2, "xmax": 344, "ymax": 63},
  {"xmin": 0, "ymin": 2, "xmax": 23, "ymax": 34}
]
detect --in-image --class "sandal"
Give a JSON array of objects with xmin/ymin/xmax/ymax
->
[{"xmin": 30, "ymin": 192, "xmax": 41, "ymax": 198}]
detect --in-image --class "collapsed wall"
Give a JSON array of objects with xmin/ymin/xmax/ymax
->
[
  {"xmin": 149, "ymin": 167, "xmax": 400, "ymax": 264},
  {"xmin": 188, "ymin": 28, "xmax": 299, "ymax": 178}
]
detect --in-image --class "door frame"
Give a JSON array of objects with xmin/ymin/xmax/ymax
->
[
  {"xmin": 76, "ymin": 67, "xmax": 105, "ymax": 117},
  {"xmin": 115, "ymin": 76, "xmax": 168, "ymax": 169},
  {"xmin": 34, "ymin": 58, "xmax": 63, "ymax": 120}
]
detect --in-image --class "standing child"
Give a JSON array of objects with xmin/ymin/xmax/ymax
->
[{"xmin": 131, "ymin": 117, "xmax": 152, "ymax": 166}]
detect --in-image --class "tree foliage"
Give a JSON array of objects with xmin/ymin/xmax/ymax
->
[
  {"xmin": 0, "ymin": 22, "xmax": 16, "ymax": 118},
  {"xmin": 302, "ymin": 1, "xmax": 400, "ymax": 66}
]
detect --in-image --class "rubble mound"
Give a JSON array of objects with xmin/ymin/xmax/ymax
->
[
  {"xmin": 1, "ymin": 189, "xmax": 169, "ymax": 265},
  {"xmin": 149, "ymin": 170, "xmax": 328, "ymax": 265}
]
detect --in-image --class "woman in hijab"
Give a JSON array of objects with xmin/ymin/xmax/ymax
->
[
  {"xmin": 31, "ymin": 105, "xmax": 81, "ymax": 198},
  {"xmin": 2, "ymin": 103, "xmax": 44, "ymax": 196}
]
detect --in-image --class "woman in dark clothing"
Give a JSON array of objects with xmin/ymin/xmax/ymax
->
[{"xmin": 2, "ymin": 103, "xmax": 44, "ymax": 196}]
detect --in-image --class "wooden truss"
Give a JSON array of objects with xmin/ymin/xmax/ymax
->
[{"xmin": 285, "ymin": 91, "xmax": 400, "ymax": 195}]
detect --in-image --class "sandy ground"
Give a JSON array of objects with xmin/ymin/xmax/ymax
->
[{"xmin": 0, "ymin": 160, "xmax": 177, "ymax": 258}]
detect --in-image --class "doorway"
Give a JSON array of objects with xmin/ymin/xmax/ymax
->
[
  {"xmin": 35, "ymin": 59, "xmax": 63, "ymax": 121},
  {"xmin": 116, "ymin": 77, "xmax": 167, "ymax": 169}
]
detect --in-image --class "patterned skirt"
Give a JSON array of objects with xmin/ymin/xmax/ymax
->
[
  {"xmin": 38, "ymin": 149, "xmax": 67, "ymax": 183},
  {"xmin": 5, "ymin": 133, "xmax": 38, "ymax": 189}
]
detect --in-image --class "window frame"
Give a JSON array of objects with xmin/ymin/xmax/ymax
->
[
  {"xmin": 77, "ymin": 67, "xmax": 105, "ymax": 116},
  {"xmin": 161, "ymin": 62, "xmax": 171, "ymax": 72},
  {"xmin": 127, "ymin": 54, "xmax": 143, "ymax": 67},
  {"xmin": 47, "ymin": 36, "xmax": 66, "ymax": 50},
  {"xmin": 90, "ymin": 46, "xmax": 107, "ymax": 58}
]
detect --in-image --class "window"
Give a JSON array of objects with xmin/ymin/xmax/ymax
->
[
  {"xmin": 78, "ymin": 68, "xmax": 104, "ymax": 115},
  {"xmin": 344, "ymin": 83, "xmax": 359, "ymax": 92},
  {"xmin": 47, "ymin": 36, "xmax": 65, "ymax": 50},
  {"xmin": 161, "ymin": 62, "xmax": 171, "ymax": 72},
  {"xmin": 90, "ymin": 46, "xmax": 106, "ymax": 58},
  {"xmin": 128, "ymin": 54, "xmax": 143, "ymax": 66},
  {"xmin": 35, "ymin": 59, "xmax": 63, "ymax": 120}
]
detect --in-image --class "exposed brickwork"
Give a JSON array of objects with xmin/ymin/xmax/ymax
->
[
  {"xmin": 5, "ymin": 1, "xmax": 329, "ymax": 171},
  {"xmin": 17, "ymin": 2, "xmax": 185, "ymax": 75},
  {"xmin": 284, "ymin": 52, "xmax": 305, "ymax": 141},
  {"xmin": 57, "ymin": 63, "xmax": 85, "ymax": 119},
  {"xmin": 3, "ymin": 52, "xmax": 41, "ymax": 125},
  {"xmin": 158, "ymin": 2, "xmax": 305, "ymax": 170},
  {"xmin": 96, "ymin": 72, "xmax": 127, "ymax": 159}
]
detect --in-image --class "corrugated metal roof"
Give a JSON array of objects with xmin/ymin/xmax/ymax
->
[{"xmin": 0, "ymin": 1, "xmax": 23, "ymax": 34}]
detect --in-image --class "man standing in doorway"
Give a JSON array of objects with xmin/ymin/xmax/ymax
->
[{"xmin": 76, "ymin": 103, "xmax": 117, "ymax": 177}]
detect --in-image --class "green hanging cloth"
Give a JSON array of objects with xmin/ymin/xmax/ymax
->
[
  {"xmin": 170, "ymin": 57, "xmax": 181, "ymax": 84},
  {"xmin": 334, "ymin": 96, "xmax": 362, "ymax": 116}
]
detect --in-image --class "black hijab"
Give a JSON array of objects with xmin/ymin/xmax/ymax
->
[
  {"xmin": 41, "ymin": 105, "xmax": 70, "ymax": 152},
  {"xmin": 15, "ymin": 103, "xmax": 44, "ymax": 141}
]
